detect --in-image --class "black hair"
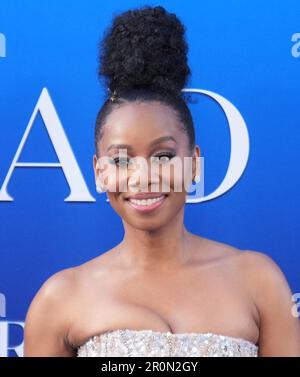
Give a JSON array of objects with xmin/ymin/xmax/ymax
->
[{"xmin": 94, "ymin": 5, "xmax": 195, "ymax": 157}]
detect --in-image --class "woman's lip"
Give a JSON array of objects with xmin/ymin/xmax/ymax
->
[
  {"xmin": 126, "ymin": 195, "xmax": 167, "ymax": 213},
  {"xmin": 126, "ymin": 193, "xmax": 168, "ymax": 200}
]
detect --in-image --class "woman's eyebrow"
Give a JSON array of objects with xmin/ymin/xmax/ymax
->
[
  {"xmin": 106, "ymin": 143, "xmax": 133, "ymax": 152},
  {"xmin": 149, "ymin": 135, "xmax": 177, "ymax": 146},
  {"xmin": 106, "ymin": 136, "xmax": 177, "ymax": 152}
]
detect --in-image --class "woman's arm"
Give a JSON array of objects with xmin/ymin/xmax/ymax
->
[
  {"xmin": 243, "ymin": 250, "xmax": 300, "ymax": 356},
  {"xmin": 24, "ymin": 268, "xmax": 76, "ymax": 357}
]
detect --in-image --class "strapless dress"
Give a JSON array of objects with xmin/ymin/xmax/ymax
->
[{"xmin": 76, "ymin": 328, "xmax": 258, "ymax": 357}]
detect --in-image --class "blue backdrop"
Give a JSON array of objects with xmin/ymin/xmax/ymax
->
[{"xmin": 0, "ymin": 0, "xmax": 299, "ymax": 357}]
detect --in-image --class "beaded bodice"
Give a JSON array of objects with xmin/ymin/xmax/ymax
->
[{"xmin": 77, "ymin": 328, "xmax": 258, "ymax": 357}]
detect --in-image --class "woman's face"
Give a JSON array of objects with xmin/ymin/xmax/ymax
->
[{"xmin": 93, "ymin": 101, "xmax": 200, "ymax": 231}]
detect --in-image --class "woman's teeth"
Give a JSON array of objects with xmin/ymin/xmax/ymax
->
[{"xmin": 129, "ymin": 196, "xmax": 165, "ymax": 206}]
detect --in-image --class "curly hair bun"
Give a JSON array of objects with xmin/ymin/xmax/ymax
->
[{"xmin": 98, "ymin": 5, "xmax": 191, "ymax": 98}]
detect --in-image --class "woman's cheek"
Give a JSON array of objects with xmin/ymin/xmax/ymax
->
[
  {"xmin": 168, "ymin": 156, "xmax": 193, "ymax": 194},
  {"xmin": 96, "ymin": 157, "xmax": 116, "ymax": 192}
]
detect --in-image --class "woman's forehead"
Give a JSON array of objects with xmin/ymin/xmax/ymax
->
[
  {"xmin": 99, "ymin": 102, "xmax": 183, "ymax": 150},
  {"xmin": 105, "ymin": 101, "xmax": 178, "ymax": 128}
]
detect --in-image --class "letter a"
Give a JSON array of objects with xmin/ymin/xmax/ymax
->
[{"xmin": 0, "ymin": 88, "xmax": 95, "ymax": 202}]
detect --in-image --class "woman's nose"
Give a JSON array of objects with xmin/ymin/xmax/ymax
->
[{"xmin": 127, "ymin": 157, "xmax": 150, "ymax": 191}]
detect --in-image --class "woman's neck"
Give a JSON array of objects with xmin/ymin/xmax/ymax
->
[{"xmin": 118, "ymin": 213, "xmax": 194, "ymax": 272}]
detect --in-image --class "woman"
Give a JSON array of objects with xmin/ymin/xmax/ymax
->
[{"xmin": 24, "ymin": 5, "xmax": 300, "ymax": 357}]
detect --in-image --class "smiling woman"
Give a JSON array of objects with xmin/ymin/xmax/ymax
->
[{"xmin": 23, "ymin": 5, "xmax": 300, "ymax": 357}]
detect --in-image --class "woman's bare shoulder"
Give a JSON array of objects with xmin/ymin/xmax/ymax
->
[
  {"xmin": 31, "ymin": 252, "xmax": 114, "ymax": 299},
  {"xmin": 234, "ymin": 249, "xmax": 295, "ymax": 316},
  {"xmin": 25, "ymin": 266, "xmax": 78, "ymax": 322},
  {"xmin": 195, "ymin": 235, "xmax": 281, "ymax": 269},
  {"xmin": 194, "ymin": 235, "xmax": 287, "ymax": 285},
  {"xmin": 194, "ymin": 235, "xmax": 294, "ymax": 303},
  {"xmin": 24, "ymin": 267, "xmax": 79, "ymax": 356},
  {"xmin": 239, "ymin": 249, "xmax": 300, "ymax": 355},
  {"xmin": 237, "ymin": 249, "xmax": 288, "ymax": 283},
  {"xmin": 192, "ymin": 235, "xmax": 244, "ymax": 262},
  {"xmin": 242, "ymin": 249, "xmax": 296, "ymax": 296},
  {"xmin": 39, "ymin": 267, "xmax": 78, "ymax": 296},
  {"xmin": 212, "ymin": 242, "xmax": 289, "ymax": 286}
]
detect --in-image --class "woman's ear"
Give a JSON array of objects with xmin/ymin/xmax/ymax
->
[
  {"xmin": 93, "ymin": 154, "xmax": 109, "ymax": 193},
  {"xmin": 192, "ymin": 145, "xmax": 201, "ymax": 182},
  {"xmin": 93, "ymin": 154, "xmax": 99, "ymax": 182},
  {"xmin": 93, "ymin": 155, "xmax": 106, "ymax": 194}
]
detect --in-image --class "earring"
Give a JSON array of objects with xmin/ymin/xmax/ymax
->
[{"xmin": 193, "ymin": 175, "xmax": 200, "ymax": 183}]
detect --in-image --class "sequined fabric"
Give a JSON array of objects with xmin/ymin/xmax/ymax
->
[{"xmin": 77, "ymin": 329, "xmax": 258, "ymax": 357}]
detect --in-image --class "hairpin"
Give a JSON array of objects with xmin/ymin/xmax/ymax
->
[{"xmin": 107, "ymin": 87, "xmax": 118, "ymax": 102}]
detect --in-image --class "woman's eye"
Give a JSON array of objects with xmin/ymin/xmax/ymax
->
[
  {"xmin": 111, "ymin": 157, "xmax": 130, "ymax": 166},
  {"xmin": 110, "ymin": 153, "xmax": 175, "ymax": 167},
  {"xmin": 152, "ymin": 153, "xmax": 175, "ymax": 163}
]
